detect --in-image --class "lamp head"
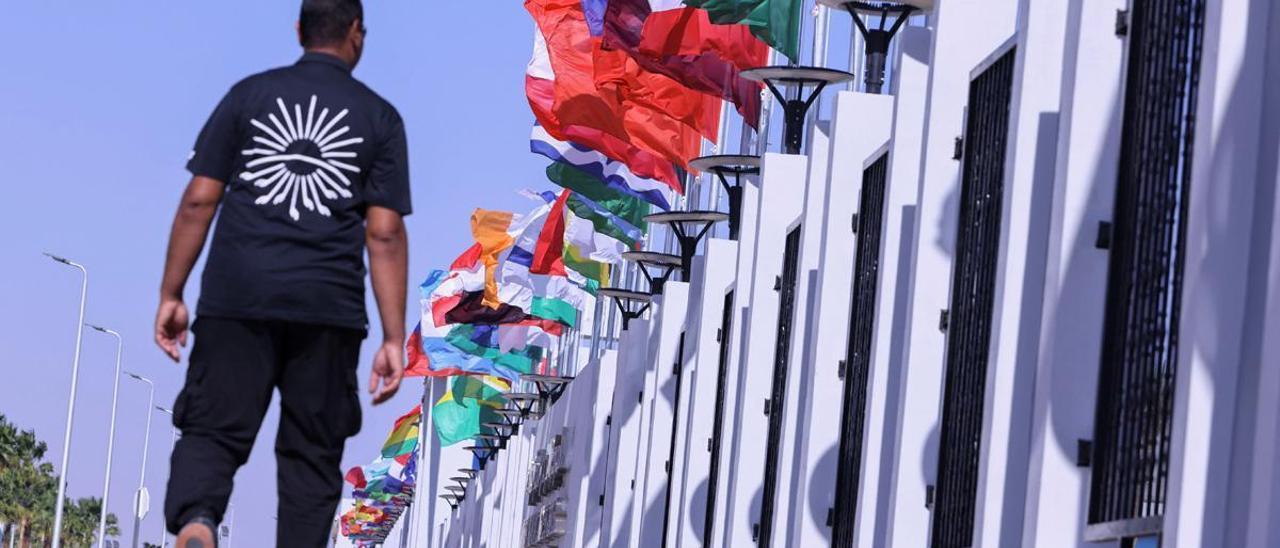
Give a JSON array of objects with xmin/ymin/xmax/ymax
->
[{"xmin": 42, "ymin": 252, "xmax": 70, "ymax": 265}]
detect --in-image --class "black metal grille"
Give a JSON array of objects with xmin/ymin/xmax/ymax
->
[
  {"xmin": 757, "ymin": 227, "xmax": 803, "ymax": 547},
  {"xmin": 1087, "ymin": 0, "xmax": 1204, "ymax": 538},
  {"xmin": 661, "ymin": 332, "xmax": 688, "ymax": 546},
  {"xmin": 704, "ymin": 290, "xmax": 735, "ymax": 542},
  {"xmin": 930, "ymin": 46, "xmax": 1017, "ymax": 548},
  {"xmin": 832, "ymin": 152, "xmax": 890, "ymax": 546}
]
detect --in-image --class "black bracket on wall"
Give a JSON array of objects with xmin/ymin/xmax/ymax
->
[
  {"xmin": 1077, "ymin": 439, "xmax": 1094, "ymax": 467},
  {"xmin": 1115, "ymin": 9, "xmax": 1130, "ymax": 36},
  {"xmin": 1095, "ymin": 221, "xmax": 1113, "ymax": 249},
  {"xmin": 939, "ymin": 309, "xmax": 950, "ymax": 332}
]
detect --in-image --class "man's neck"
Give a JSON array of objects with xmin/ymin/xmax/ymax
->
[{"xmin": 305, "ymin": 47, "xmax": 354, "ymax": 68}]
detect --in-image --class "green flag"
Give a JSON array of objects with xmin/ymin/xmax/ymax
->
[
  {"xmin": 684, "ymin": 0, "xmax": 802, "ymax": 60},
  {"xmin": 433, "ymin": 377, "xmax": 505, "ymax": 446},
  {"xmin": 546, "ymin": 163, "xmax": 650, "ymax": 232},
  {"xmin": 444, "ymin": 324, "xmax": 546, "ymax": 377},
  {"xmin": 564, "ymin": 193, "xmax": 644, "ymax": 249}
]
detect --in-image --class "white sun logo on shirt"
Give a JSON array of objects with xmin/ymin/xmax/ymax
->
[{"xmin": 239, "ymin": 95, "xmax": 363, "ymax": 221}]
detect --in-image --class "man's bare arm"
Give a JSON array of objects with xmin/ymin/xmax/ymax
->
[
  {"xmin": 366, "ymin": 205, "xmax": 408, "ymax": 405},
  {"xmin": 155, "ymin": 176, "xmax": 224, "ymax": 361}
]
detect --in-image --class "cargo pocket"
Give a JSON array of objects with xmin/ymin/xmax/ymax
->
[
  {"xmin": 172, "ymin": 322, "xmax": 212, "ymax": 430},
  {"xmin": 342, "ymin": 370, "xmax": 363, "ymax": 438}
]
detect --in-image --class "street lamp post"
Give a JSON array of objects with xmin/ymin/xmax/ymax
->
[
  {"xmin": 87, "ymin": 325, "xmax": 124, "ymax": 548},
  {"xmin": 224, "ymin": 504, "xmax": 235, "ymax": 548},
  {"xmin": 125, "ymin": 372, "xmax": 155, "ymax": 548},
  {"xmin": 153, "ymin": 407, "xmax": 177, "ymax": 548},
  {"xmin": 44, "ymin": 252, "xmax": 88, "ymax": 548}
]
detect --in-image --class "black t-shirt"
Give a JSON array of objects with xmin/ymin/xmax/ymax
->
[{"xmin": 187, "ymin": 52, "xmax": 411, "ymax": 330}]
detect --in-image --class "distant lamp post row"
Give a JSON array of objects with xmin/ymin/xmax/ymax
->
[{"xmin": 46, "ymin": 253, "xmax": 172, "ymax": 548}]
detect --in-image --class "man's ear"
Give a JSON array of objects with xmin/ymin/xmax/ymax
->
[{"xmin": 296, "ymin": 21, "xmax": 305, "ymax": 46}]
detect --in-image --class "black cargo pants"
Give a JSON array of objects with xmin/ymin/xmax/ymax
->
[{"xmin": 165, "ymin": 317, "xmax": 364, "ymax": 547}]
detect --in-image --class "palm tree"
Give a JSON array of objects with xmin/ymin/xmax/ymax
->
[{"xmin": 0, "ymin": 415, "xmax": 64, "ymax": 548}]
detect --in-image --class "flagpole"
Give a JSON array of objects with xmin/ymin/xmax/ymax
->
[
  {"xmin": 807, "ymin": 0, "xmax": 832, "ymax": 155},
  {"xmin": 848, "ymin": 10, "xmax": 866, "ymax": 91},
  {"xmin": 408, "ymin": 377, "xmax": 433, "ymax": 548}
]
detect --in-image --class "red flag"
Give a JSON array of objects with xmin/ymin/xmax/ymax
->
[
  {"xmin": 532, "ymin": 189, "xmax": 572, "ymax": 276},
  {"xmin": 345, "ymin": 466, "xmax": 367, "ymax": 489},
  {"xmin": 527, "ymin": 0, "xmax": 711, "ymax": 173},
  {"xmin": 603, "ymin": 1, "xmax": 768, "ymax": 127}
]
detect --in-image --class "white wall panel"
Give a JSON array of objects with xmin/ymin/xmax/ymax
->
[
  {"xmin": 635, "ymin": 282, "xmax": 692, "ymax": 547},
  {"xmin": 669, "ymin": 238, "xmax": 740, "ymax": 548},
  {"xmin": 884, "ymin": 1, "xmax": 1019, "ymax": 545},
  {"xmin": 719, "ymin": 153, "xmax": 808, "ymax": 547}
]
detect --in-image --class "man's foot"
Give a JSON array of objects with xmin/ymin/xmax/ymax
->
[{"xmin": 175, "ymin": 517, "xmax": 217, "ymax": 548}]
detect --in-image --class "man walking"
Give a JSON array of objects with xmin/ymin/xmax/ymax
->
[{"xmin": 153, "ymin": 1, "xmax": 410, "ymax": 545}]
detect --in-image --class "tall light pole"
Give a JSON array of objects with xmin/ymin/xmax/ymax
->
[
  {"xmin": 223, "ymin": 504, "xmax": 235, "ymax": 548},
  {"xmin": 153, "ymin": 407, "xmax": 177, "ymax": 548},
  {"xmin": 44, "ymin": 252, "xmax": 88, "ymax": 548},
  {"xmin": 125, "ymin": 372, "xmax": 155, "ymax": 548},
  {"xmin": 86, "ymin": 325, "xmax": 124, "ymax": 548}
]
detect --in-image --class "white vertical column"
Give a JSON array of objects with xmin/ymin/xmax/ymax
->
[
  {"xmin": 635, "ymin": 282, "xmax": 693, "ymax": 548},
  {"xmin": 861, "ymin": 25, "xmax": 932, "ymax": 548},
  {"xmin": 972, "ymin": 0, "xmax": 1070, "ymax": 545},
  {"xmin": 1224, "ymin": 5, "xmax": 1280, "ymax": 545},
  {"xmin": 1163, "ymin": 0, "xmax": 1279, "ymax": 546},
  {"xmin": 783, "ymin": 90, "xmax": 892, "ymax": 548},
  {"xmin": 718, "ymin": 153, "xmax": 809, "ymax": 547},
  {"xmin": 883, "ymin": 1, "xmax": 1019, "ymax": 546},
  {"xmin": 1017, "ymin": 0, "xmax": 1127, "ymax": 545},
  {"xmin": 774, "ymin": 119, "xmax": 833, "ymax": 546},
  {"xmin": 567, "ymin": 350, "xmax": 620, "ymax": 548},
  {"xmin": 602, "ymin": 319, "xmax": 653, "ymax": 547},
  {"xmin": 707, "ymin": 173, "xmax": 763, "ymax": 543},
  {"xmin": 668, "ymin": 238, "xmax": 741, "ymax": 547}
]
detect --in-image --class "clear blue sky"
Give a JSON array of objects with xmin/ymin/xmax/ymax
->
[{"xmin": 0, "ymin": 2, "xmax": 548, "ymax": 544}]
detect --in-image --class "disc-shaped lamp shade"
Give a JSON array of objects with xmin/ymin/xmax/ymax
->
[
  {"xmin": 815, "ymin": 0, "xmax": 934, "ymax": 13},
  {"xmin": 738, "ymin": 66, "xmax": 857, "ymax": 86}
]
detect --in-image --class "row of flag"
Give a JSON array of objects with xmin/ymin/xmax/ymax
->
[
  {"xmin": 340, "ymin": 405, "xmax": 422, "ymax": 545},
  {"xmin": 340, "ymin": 0, "xmax": 801, "ymax": 541}
]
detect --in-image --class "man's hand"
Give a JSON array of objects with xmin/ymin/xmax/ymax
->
[
  {"xmin": 366, "ymin": 205, "xmax": 408, "ymax": 405},
  {"xmin": 155, "ymin": 297, "xmax": 190, "ymax": 362},
  {"xmin": 155, "ymin": 175, "xmax": 223, "ymax": 362},
  {"xmin": 369, "ymin": 341, "xmax": 405, "ymax": 405}
]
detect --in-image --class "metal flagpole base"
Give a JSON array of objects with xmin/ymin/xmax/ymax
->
[
  {"xmin": 689, "ymin": 155, "xmax": 762, "ymax": 241},
  {"xmin": 741, "ymin": 66, "xmax": 856, "ymax": 153}
]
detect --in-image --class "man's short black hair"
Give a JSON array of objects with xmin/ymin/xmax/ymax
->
[{"xmin": 300, "ymin": 0, "xmax": 364, "ymax": 48}]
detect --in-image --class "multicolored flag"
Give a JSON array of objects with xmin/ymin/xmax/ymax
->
[
  {"xmin": 381, "ymin": 404, "xmax": 421, "ymax": 459},
  {"xmin": 445, "ymin": 324, "xmax": 547, "ymax": 381},
  {"xmin": 527, "ymin": 0, "xmax": 712, "ymax": 172},
  {"xmin": 432, "ymin": 377, "xmax": 506, "ymax": 446},
  {"xmin": 527, "ymin": 28, "xmax": 682, "ymax": 189},
  {"xmin": 683, "ymin": 0, "xmax": 802, "ymax": 60},
  {"xmin": 532, "ymin": 123, "xmax": 679, "ymax": 211}
]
